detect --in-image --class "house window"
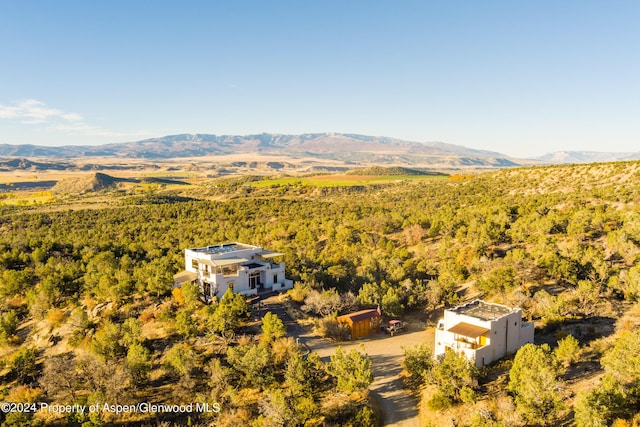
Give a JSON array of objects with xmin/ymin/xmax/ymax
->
[
  {"xmin": 191, "ymin": 259, "xmax": 199, "ymax": 269},
  {"xmin": 273, "ymin": 273, "xmax": 278, "ymax": 284}
]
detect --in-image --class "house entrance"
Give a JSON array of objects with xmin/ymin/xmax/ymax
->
[{"xmin": 249, "ymin": 272, "xmax": 262, "ymax": 290}]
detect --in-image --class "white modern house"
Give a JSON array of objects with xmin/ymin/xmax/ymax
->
[
  {"xmin": 173, "ymin": 242, "xmax": 293, "ymax": 300},
  {"xmin": 434, "ymin": 300, "xmax": 534, "ymax": 368}
]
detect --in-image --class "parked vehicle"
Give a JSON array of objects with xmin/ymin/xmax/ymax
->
[{"xmin": 384, "ymin": 320, "xmax": 406, "ymax": 336}]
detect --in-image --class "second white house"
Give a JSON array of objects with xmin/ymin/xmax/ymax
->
[{"xmin": 435, "ymin": 300, "xmax": 534, "ymax": 368}]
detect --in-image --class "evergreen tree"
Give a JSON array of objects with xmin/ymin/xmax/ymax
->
[{"xmin": 508, "ymin": 343, "xmax": 564, "ymax": 424}]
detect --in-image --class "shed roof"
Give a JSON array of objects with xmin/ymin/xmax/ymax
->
[
  {"xmin": 337, "ymin": 309, "xmax": 380, "ymax": 323},
  {"xmin": 447, "ymin": 322, "xmax": 489, "ymax": 338}
]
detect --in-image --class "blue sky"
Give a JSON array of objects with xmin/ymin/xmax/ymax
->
[{"xmin": 1, "ymin": 1, "xmax": 638, "ymax": 158}]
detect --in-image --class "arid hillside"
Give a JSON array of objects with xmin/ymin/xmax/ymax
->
[{"xmin": 0, "ymin": 160, "xmax": 638, "ymax": 426}]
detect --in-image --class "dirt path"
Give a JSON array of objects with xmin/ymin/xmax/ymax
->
[
  {"xmin": 261, "ymin": 297, "xmax": 428, "ymax": 426},
  {"xmin": 310, "ymin": 329, "xmax": 427, "ymax": 426}
]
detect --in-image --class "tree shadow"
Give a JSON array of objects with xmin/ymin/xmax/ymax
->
[{"xmin": 535, "ymin": 316, "xmax": 616, "ymax": 348}]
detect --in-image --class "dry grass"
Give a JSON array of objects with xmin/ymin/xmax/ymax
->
[{"xmin": 46, "ymin": 308, "xmax": 66, "ymax": 327}]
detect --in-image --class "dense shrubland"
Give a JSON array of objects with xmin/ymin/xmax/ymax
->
[{"xmin": 0, "ymin": 161, "xmax": 639, "ymax": 424}]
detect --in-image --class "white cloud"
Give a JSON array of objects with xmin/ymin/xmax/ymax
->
[
  {"xmin": 0, "ymin": 99, "xmax": 148, "ymax": 140},
  {"xmin": 0, "ymin": 99, "xmax": 84, "ymax": 124}
]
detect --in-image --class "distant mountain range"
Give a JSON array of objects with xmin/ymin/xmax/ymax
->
[
  {"xmin": 535, "ymin": 150, "xmax": 640, "ymax": 164},
  {"xmin": 0, "ymin": 133, "xmax": 637, "ymax": 167},
  {"xmin": 0, "ymin": 133, "xmax": 524, "ymax": 168}
]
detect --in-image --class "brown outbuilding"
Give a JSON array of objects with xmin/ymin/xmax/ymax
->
[{"xmin": 337, "ymin": 309, "xmax": 381, "ymax": 340}]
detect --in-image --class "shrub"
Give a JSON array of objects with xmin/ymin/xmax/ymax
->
[
  {"xmin": 349, "ymin": 405, "xmax": 377, "ymax": 427},
  {"xmin": 427, "ymin": 390, "xmax": 453, "ymax": 410},
  {"xmin": 403, "ymin": 343, "xmax": 433, "ymax": 384},
  {"xmin": 172, "ymin": 287, "xmax": 185, "ymax": 306},
  {"xmin": 425, "ymin": 350, "xmax": 479, "ymax": 405},
  {"xmin": 288, "ymin": 282, "xmax": 311, "ymax": 304},
  {"xmin": 302, "ymin": 289, "xmax": 343, "ymax": 316},
  {"xmin": 554, "ymin": 334, "xmax": 581, "ymax": 367},
  {"xmin": 315, "ymin": 316, "xmax": 350, "ymax": 341},
  {"xmin": 460, "ymin": 386, "xmax": 477, "ymax": 404},
  {"xmin": 46, "ymin": 308, "xmax": 66, "ymax": 327},
  {"xmin": 327, "ymin": 346, "xmax": 373, "ymax": 393}
]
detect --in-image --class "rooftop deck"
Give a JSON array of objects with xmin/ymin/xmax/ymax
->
[
  {"xmin": 450, "ymin": 300, "xmax": 514, "ymax": 321},
  {"xmin": 191, "ymin": 242, "xmax": 258, "ymax": 255}
]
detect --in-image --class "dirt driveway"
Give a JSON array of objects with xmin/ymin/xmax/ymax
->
[
  {"xmin": 260, "ymin": 297, "xmax": 430, "ymax": 427},
  {"xmin": 310, "ymin": 328, "xmax": 428, "ymax": 427}
]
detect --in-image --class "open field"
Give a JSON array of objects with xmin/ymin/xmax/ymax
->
[{"xmin": 250, "ymin": 174, "xmax": 449, "ymax": 188}]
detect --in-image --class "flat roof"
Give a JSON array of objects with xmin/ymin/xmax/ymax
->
[
  {"xmin": 449, "ymin": 300, "xmax": 514, "ymax": 321},
  {"xmin": 190, "ymin": 242, "xmax": 259, "ymax": 255}
]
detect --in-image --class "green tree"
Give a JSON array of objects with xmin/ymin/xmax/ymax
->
[
  {"xmin": 126, "ymin": 342, "xmax": 152, "ymax": 385},
  {"xmin": 403, "ymin": 344, "xmax": 433, "ymax": 384},
  {"xmin": 381, "ymin": 286, "xmax": 404, "ymax": 317},
  {"xmin": 165, "ymin": 343, "xmax": 196, "ymax": 378},
  {"xmin": 477, "ymin": 266, "xmax": 517, "ymax": 297},
  {"xmin": 426, "ymin": 350, "xmax": 478, "ymax": 408},
  {"xmin": 573, "ymin": 329, "xmax": 640, "ymax": 426},
  {"xmin": 508, "ymin": 343, "xmax": 564, "ymax": 424},
  {"xmin": 181, "ymin": 280, "xmax": 201, "ymax": 309},
  {"xmin": 84, "ymin": 251, "xmax": 120, "ymax": 301},
  {"xmin": 554, "ymin": 334, "xmax": 581, "ymax": 367},
  {"xmin": 601, "ymin": 329, "xmax": 640, "ymax": 383},
  {"xmin": 0, "ymin": 309, "xmax": 19, "ymax": 344},
  {"xmin": 261, "ymin": 312, "xmax": 286, "ymax": 345},
  {"xmin": 574, "ymin": 375, "xmax": 626, "ymax": 427},
  {"xmin": 356, "ymin": 282, "xmax": 382, "ymax": 306},
  {"xmin": 207, "ymin": 289, "xmax": 250, "ymax": 335},
  {"xmin": 285, "ymin": 352, "xmax": 326, "ymax": 396},
  {"xmin": 226, "ymin": 343, "xmax": 272, "ymax": 387},
  {"xmin": 175, "ymin": 309, "xmax": 197, "ymax": 339},
  {"xmin": 91, "ymin": 320, "xmax": 124, "ymax": 361},
  {"xmin": 327, "ymin": 346, "xmax": 373, "ymax": 393},
  {"xmin": 141, "ymin": 257, "xmax": 174, "ymax": 298},
  {"xmin": 1, "ymin": 268, "xmax": 33, "ymax": 297},
  {"xmin": 121, "ymin": 317, "xmax": 142, "ymax": 347},
  {"xmin": 11, "ymin": 347, "xmax": 38, "ymax": 384}
]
